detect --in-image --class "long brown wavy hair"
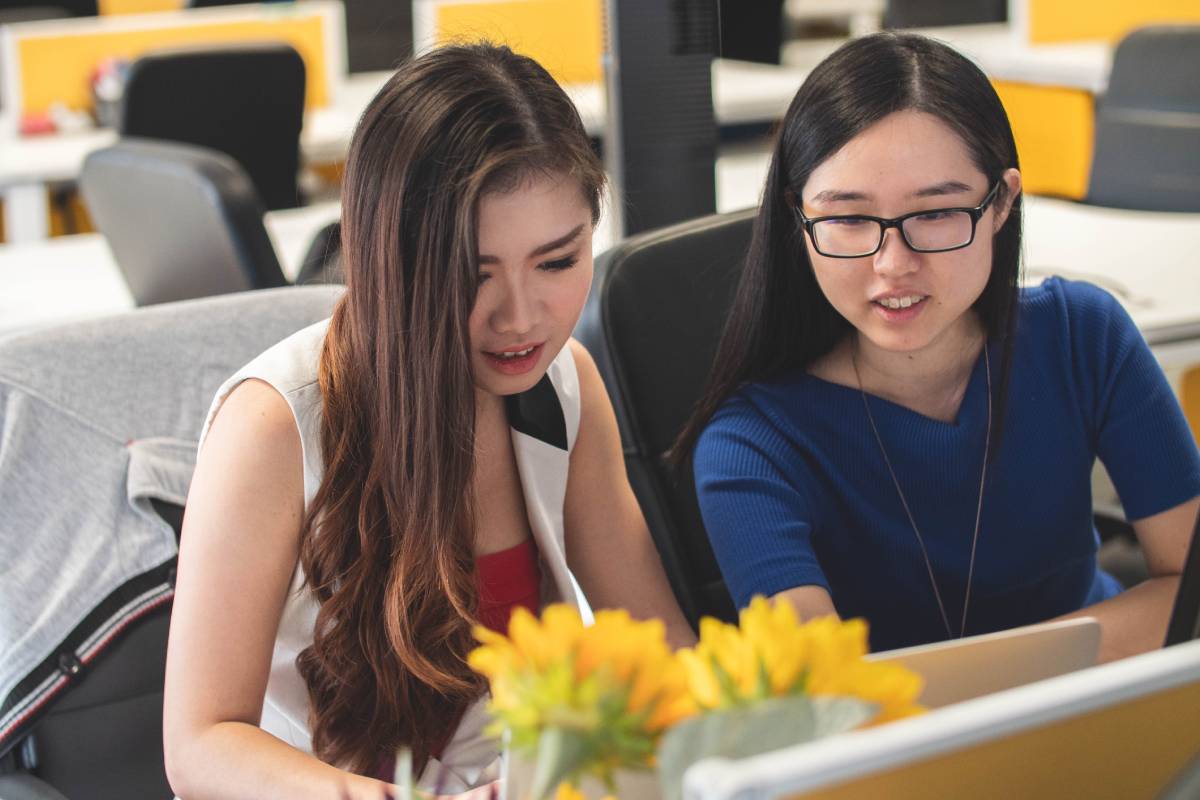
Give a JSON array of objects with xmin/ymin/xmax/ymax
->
[{"xmin": 294, "ymin": 43, "xmax": 605, "ymax": 775}]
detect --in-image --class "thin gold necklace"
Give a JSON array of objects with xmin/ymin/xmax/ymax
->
[{"xmin": 851, "ymin": 344, "xmax": 992, "ymax": 640}]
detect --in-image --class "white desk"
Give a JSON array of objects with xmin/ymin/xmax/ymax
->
[
  {"xmin": 0, "ymin": 59, "xmax": 807, "ymax": 244},
  {"xmin": 3, "ymin": 146, "xmax": 1199, "ymax": 362},
  {"xmin": 0, "ymin": 200, "xmax": 340, "ymax": 334},
  {"xmin": 782, "ymin": 24, "xmax": 1111, "ymax": 93}
]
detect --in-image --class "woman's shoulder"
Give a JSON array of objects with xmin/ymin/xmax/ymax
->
[
  {"xmin": 696, "ymin": 368, "xmax": 825, "ymax": 455},
  {"xmin": 200, "ymin": 318, "xmax": 329, "ymax": 454},
  {"xmin": 1020, "ymin": 277, "xmax": 1133, "ymax": 334},
  {"xmin": 237, "ymin": 318, "xmax": 332, "ymax": 396}
]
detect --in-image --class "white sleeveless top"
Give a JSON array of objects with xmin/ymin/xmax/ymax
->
[{"xmin": 199, "ymin": 319, "xmax": 586, "ymax": 792}]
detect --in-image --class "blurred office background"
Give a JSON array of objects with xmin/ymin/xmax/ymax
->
[{"xmin": 1, "ymin": 2, "xmax": 1200, "ymax": 797}]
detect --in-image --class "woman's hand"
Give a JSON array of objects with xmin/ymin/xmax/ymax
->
[{"xmin": 353, "ymin": 779, "xmax": 499, "ymax": 800}]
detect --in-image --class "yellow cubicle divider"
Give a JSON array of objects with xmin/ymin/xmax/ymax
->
[
  {"xmin": 1183, "ymin": 367, "xmax": 1200, "ymax": 445},
  {"xmin": 4, "ymin": 3, "xmax": 339, "ymax": 118},
  {"xmin": 431, "ymin": 0, "xmax": 603, "ymax": 84},
  {"xmin": 792, "ymin": 678, "xmax": 1200, "ymax": 799},
  {"xmin": 993, "ymin": 80, "xmax": 1094, "ymax": 201},
  {"xmin": 98, "ymin": 0, "xmax": 183, "ymax": 15},
  {"xmin": 1027, "ymin": 0, "xmax": 1200, "ymax": 44}
]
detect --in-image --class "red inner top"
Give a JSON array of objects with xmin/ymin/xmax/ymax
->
[{"xmin": 475, "ymin": 536, "xmax": 541, "ymax": 634}]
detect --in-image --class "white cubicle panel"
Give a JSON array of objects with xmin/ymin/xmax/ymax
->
[
  {"xmin": 0, "ymin": 0, "xmax": 349, "ymax": 243},
  {"xmin": 684, "ymin": 638, "xmax": 1200, "ymax": 800}
]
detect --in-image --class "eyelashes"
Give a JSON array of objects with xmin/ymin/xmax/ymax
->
[
  {"xmin": 539, "ymin": 254, "xmax": 579, "ymax": 272},
  {"xmin": 476, "ymin": 252, "xmax": 581, "ymax": 286}
]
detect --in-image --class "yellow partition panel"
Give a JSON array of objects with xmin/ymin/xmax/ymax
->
[
  {"xmin": 1183, "ymin": 367, "xmax": 1200, "ymax": 444},
  {"xmin": 98, "ymin": 0, "xmax": 184, "ymax": 15},
  {"xmin": 14, "ymin": 13, "xmax": 330, "ymax": 116},
  {"xmin": 792, "ymin": 679, "xmax": 1200, "ymax": 799},
  {"xmin": 434, "ymin": 0, "xmax": 603, "ymax": 84},
  {"xmin": 1029, "ymin": 0, "xmax": 1200, "ymax": 44},
  {"xmin": 993, "ymin": 80, "xmax": 1094, "ymax": 200}
]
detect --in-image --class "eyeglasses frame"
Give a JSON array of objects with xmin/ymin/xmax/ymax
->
[{"xmin": 792, "ymin": 181, "xmax": 1003, "ymax": 259}]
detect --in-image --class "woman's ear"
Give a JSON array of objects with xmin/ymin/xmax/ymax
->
[
  {"xmin": 783, "ymin": 188, "xmax": 797, "ymax": 209},
  {"xmin": 992, "ymin": 168, "xmax": 1022, "ymax": 232}
]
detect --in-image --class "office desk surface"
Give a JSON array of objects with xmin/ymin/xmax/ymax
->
[
  {"xmin": 3, "ymin": 170, "xmax": 1198, "ymax": 361},
  {"xmin": 0, "ymin": 201, "xmax": 340, "ymax": 334}
]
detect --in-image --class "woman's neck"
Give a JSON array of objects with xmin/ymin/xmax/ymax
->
[{"xmin": 847, "ymin": 314, "xmax": 986, "ymax": 423}]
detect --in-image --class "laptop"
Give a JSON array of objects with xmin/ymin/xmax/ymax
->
[{"xmin": 867, "ymin": 616, "xmax": 1101, "ymax": 708}]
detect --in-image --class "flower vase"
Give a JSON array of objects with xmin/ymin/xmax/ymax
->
[{"xmin": 502, "ymin": 751, "xmax": 662, "ymax": 800}]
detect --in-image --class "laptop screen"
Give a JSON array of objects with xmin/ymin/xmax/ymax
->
[{"xmin": 1165, "ymin": 505, "xmax": 1200, "ymax": 646}]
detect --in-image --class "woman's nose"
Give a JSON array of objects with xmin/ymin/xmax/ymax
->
[
  {"xmin": 491, "ymin": 281, "xmax": 536, "ymax": 335},
  {"xmin": 872, "ymin": 227, "xmax": 920, "ymax": 278}
]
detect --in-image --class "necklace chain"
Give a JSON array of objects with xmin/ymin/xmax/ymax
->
[{"xmin": 851, "ymin": 345, "xmax": 992, "ymax": 640}]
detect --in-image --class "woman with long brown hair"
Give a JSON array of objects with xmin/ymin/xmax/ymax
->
[{"xmin": 163, "ymin": 43, "xmax": 692, "ymax": 799}]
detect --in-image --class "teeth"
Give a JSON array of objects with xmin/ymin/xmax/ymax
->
[
  {"xmin": 878, "ymin": 295, "xmax": 924, "ymax": 310},
  {"xmin": 496, "ymin": 346, "xmax": 534, "ymax": 359}
]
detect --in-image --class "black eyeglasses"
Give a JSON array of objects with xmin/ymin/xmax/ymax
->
[{"xmin": 793, "ymin": 182, "xmax": 1002, "ymax": 259}]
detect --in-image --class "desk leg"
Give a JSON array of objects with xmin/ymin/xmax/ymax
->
[{"xmin": 2, "ymin": 184, "xmax": 51, "ymax": 243}]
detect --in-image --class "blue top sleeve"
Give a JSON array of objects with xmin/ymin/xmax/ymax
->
[
  {"xmin": 1059, "ymin": 280, "xmax": 1200, "ymax": 519},
  {"xmin": 693, "ymin": 396, "xmax": 830, "ymax": 608}
]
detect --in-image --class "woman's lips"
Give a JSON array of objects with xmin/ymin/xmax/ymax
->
[
  {"xmin": 481, "ymin": 342, "xmax": 544, "ymax": 375},
  {"xmin": 870, "ymin": 294, "xmax": 928, "ymax": 322}
]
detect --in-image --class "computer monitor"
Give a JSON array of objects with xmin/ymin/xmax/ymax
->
[{"xmin": 1165, "ymin": 505, "xmax": 1200, "ymax": 646}]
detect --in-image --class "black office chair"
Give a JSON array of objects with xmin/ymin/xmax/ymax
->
[
  {"xmin": 80, "ymin": 138, "xmax": 292, "ymax": 306},
  {"xmin": 294, "ymin": 220, "xmax": 344, "ymax": 287},
  {"xmin": 1087, "ymin": 25, "xmax": 1200, "ymax": 212},
  {"xmin": 883, "ymin": 0, "xmax": 1005, "ymax": 28},
  {"xmin": 0, "ymin": 286, "xmax": 343, "ymax": 800},
  {"xmin": 575, "ymin": 209, "xmax": 757, "ymax": 627},
  {"xmin": 118, "ymin": 42, "xmax": 306, "ymax": 211}
]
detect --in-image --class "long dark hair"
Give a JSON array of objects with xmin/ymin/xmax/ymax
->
[
  {"xmin": 674, "ymin": 32, "xmax": 1022, "ymax": 461},
  {"xmin": 295, "ymin": 43, "xmax": 605, "ymax": 775}
]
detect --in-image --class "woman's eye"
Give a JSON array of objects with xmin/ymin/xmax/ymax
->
[
  {"xmin": 477, "ymin": 272, "xmax": 492, "ymax": 288},
  {"xmin": 539, "ymin": 255, "xmax": 579, "ymax": 272},
  {"xmin": 827, "ymin": 217, "xmax": 868, "ymax": 227},
  {"xmin": 916, "ymin": 211, "xmax": 954, "ymax": 222}
]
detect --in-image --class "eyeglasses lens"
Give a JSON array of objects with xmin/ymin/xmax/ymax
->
[
  {"xmin": 812, "ymin": 210, "xmax": 975, "ymax": 257},
  {"xmin": 902, "ymin": 211, "xmax": 974, "ymax": 252}
]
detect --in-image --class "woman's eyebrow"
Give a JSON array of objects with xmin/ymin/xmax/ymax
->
[
  {"xmin": 478, "ymin": 224, "xmax": 585, "ymax": 265},
  {"xmin": 808, "ymin": 180, "xmax": 976, "ymax": 206},
  {"xmin": 912, "ymin": 180, "xmax": 974, "ymax": 198},
  {"xmin": 809, "ymin": 188, "xmax": 870, "ymax": 204}
]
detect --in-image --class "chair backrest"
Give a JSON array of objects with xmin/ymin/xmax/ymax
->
[
  {"xmin": 0, "ymin": 286, "xmax": 343, "ymax": 800},
  {"xmin": 118, "ymin": 42, "xmax": 306, "ymax": 211},
  {"xmin": 80, "ymin": 138, "xmax": 288, "ymax": 306},
  {"xmin": 294, "ymin": 220, "xmax": 344, "ymax": 286},
  {"xmin": 574, "ymin": 208, "xmax": 757, "ymax": 626},
  {"xmin": 1087, "ymin": 25, "xmax": 1200, "ymax": 212}
]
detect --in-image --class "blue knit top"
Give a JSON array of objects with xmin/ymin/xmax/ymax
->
[{"xmin": 694, "ymin": 278, "xmax": 1200, "ymax": 651}]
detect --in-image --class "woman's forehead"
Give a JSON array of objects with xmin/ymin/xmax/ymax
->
[{"xmin": 802, "ymin": 110, "xmax": 982, "ymax": 200}]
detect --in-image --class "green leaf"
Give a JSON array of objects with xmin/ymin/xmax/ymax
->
[
  {"xmin": 530, "ymin": 727, "xmax": 592, "ymax": 800},
  {"xmin": 655, "ymin": 695, "xmax": 876, "ymax": 800}
]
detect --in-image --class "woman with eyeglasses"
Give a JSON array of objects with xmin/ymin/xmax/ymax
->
[{"xmin": 675, "ymin": 32, "xmax": 1200, "ymax": 662}]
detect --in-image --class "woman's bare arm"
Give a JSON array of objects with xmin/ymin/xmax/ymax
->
[
  {"xmin": 563, "ymin": 340, "xmax": 697, "ymax": 648},
  {"xmin": 1057, "ymin": 495, "xmax": 1199, "ymax": 663},
  {"xmin": 163, "ymin": 379, "xmax": 394, "ymax": 800}
]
